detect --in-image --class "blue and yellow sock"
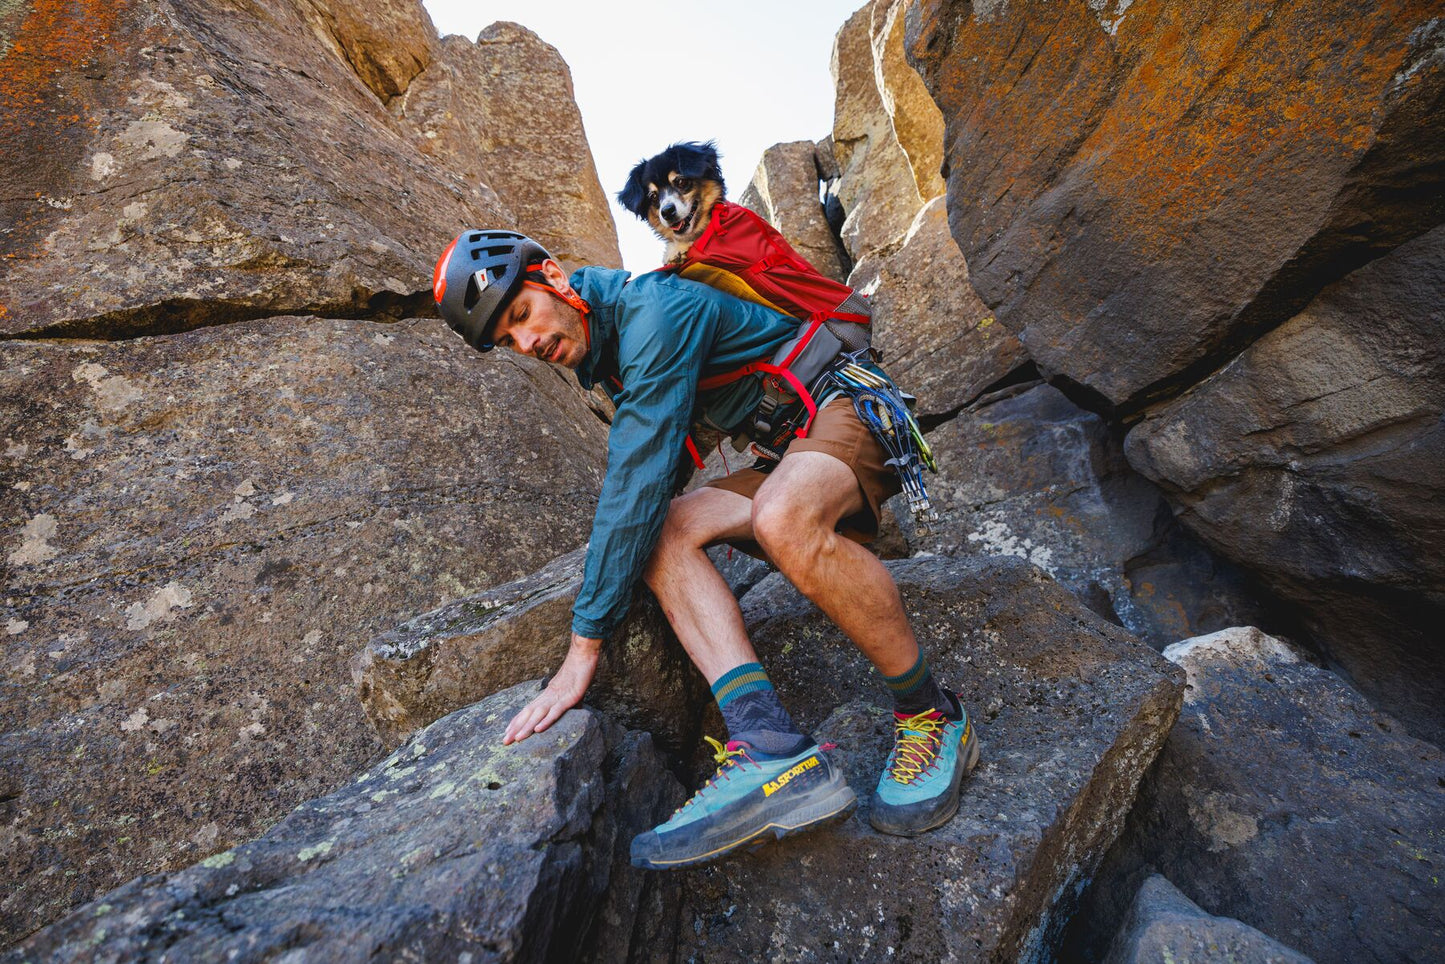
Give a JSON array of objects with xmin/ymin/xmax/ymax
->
[
  {"xmin": 884, "ymin": 652, "xmax": 958, "ymax": 718},
  {"xmin": 712, "ymin": 662, "xmax": 809, "ymax": 754}
]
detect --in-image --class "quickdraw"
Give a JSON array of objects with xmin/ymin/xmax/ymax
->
[{"xmin": 823, "ymin": 353, "xmax": 939, "ymax": 532}]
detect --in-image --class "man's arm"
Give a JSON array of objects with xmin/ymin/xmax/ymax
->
[{"xmin": 503, "ymin": 280, "xmax": 720, "ymax": 743}]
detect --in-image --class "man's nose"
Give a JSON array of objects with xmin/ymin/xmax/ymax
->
[
  {"xmin": 514, "ymin": 329, "xmax": 539, "ymax": 354},
  {"xmin": 661, "ymin": 201, "xmax": 677, "ymax": 221}
]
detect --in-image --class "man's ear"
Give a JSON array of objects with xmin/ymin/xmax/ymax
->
[{"xmin": 539, "ymin": 258, "xmax": 571, "ymax": 292}]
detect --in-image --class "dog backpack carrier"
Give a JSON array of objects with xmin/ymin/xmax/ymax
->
[
  {"xmin": 662, "ymin": 200, "xmax": 873, "ymax": 440},
  {"xmin": 661, "ymin": 200, "xmax": 940, "ymax": 528}
]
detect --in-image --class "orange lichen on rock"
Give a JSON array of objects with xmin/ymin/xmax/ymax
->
[{"xmin": 0, "ymin": 0, "xmax": 127, "ymax": 151}]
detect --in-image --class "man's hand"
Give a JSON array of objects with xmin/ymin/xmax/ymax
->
[{"xmin": 502, "ymin": 633, "xmax": 602, "ymax": 745}]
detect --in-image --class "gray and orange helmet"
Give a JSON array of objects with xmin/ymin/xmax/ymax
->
[{"xmin": 433, "ymin": 229, "xmax": 551, "ymax": 352}]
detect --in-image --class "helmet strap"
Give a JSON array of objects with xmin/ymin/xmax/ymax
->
[{"xmin": 523, "ymin": 273, "xmax": 592, "ymax": 349}]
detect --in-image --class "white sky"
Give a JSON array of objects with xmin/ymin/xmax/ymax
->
[{"xmin": 421, "ymin": 0, "xmax": 863, "ymax": 273}]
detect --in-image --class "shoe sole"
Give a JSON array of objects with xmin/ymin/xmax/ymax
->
[
  {"xmin": 631, "ymin": 783, "xmax": 858, "ymax": 870},
  {"xmin": 869, "ymin": 728, "xmax": 982, "ymax": 838}
]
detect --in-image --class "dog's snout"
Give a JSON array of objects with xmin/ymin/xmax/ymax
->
[{"xmin": 660, "ymin": 201, "xmax": 677, "ymax": 221}]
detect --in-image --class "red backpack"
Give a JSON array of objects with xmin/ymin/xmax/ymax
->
[{"xmin": 660, "ymin": 201, "xmax": 872, "ymax": 458}]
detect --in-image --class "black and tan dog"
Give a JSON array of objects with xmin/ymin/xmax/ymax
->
[{"xmin": 617, "ymin": 140, "xmax": 727, "ymax": 265}]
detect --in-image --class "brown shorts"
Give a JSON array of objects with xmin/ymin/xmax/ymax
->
[{"xmin": 703, "ymin": 397, "xmax": 902, "ymax": 557}]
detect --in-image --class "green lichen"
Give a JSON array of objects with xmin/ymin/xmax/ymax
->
[
  {"xmin": 467, "ymin": 763, "xmax": 507, "ymax": 789},
  {"xmin": 297, "ymin": 841, "xmax": 334, "ymax": 862},
  {"xmin": 428, "ymin": 780, "xmax": 457, "ymax": 800},
  {"xmin": 201, "ymin": 851, "xmax": 236, "ymax": 869}
]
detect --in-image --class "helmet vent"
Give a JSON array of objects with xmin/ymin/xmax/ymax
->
[{"xmin": 464, "ymin": 273, "xmax": 485, "ymax": 310}]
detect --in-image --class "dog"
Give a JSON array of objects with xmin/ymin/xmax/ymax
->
[{"xmin": 617, "ymin": 140, "xmax": 727, "ymax": 265}]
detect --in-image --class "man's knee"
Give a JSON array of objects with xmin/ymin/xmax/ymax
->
[
  {"xmin": 752, "ymin": 490, "xmax": 831, "ymax": 573},
  {"xmin": 643, "ymin": 493, "xmax": 717, "ymax": 589}
]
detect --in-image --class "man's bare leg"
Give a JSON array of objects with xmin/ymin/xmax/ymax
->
[
  {"xmin": 633, "ymin": 480, "xmax": 858, "ymax": 871},
  {"xmin": 750, "ymin": 450, "xmax": 920, "ymax": 677},
  {"xmin": 642, "ymin": 486, "xmax": 761, "ymax": 683}
]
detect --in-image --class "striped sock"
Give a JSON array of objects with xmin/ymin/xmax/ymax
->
[
  {"xmin": 711, "ymin": 662, "xmax": 806, "ymax": 749},
  {"xmin": 884, "ymin": 652, "xmax": 955, "ymax": 717}
]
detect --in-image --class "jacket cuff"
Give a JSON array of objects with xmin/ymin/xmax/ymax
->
[{"xmin": 571, "ymin": 612, "xmax": 612, "ymax": 640}]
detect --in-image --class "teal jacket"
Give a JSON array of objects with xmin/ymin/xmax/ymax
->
[{"xmin": 568, "ymin": 266, "xmax": 798, "ymax": 639}]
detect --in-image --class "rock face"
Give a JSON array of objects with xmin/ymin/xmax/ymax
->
[
  {"xmin": 906, "ymin": 0, "xmax": 1445, "ymax": 412},
  {"xmin": 398, "ymin": 23, "xmax": 622, "ymax": 272},
  {"xmin": 3, "ymin": 684, "xmax": 687, "ymax": 964},
  {"xmin": 904, "ymin": 0, "xmax": 1445, "ymax": 744},
  {"xmin": 850, "ymin": 196, "xmax": 1029, "ymax": 418},
  {"xmin": 1, "ymin": 0, "xmax": 624, "ymax": 943},
  {"xmin": 1071, "ymin": 628, "xmax": 1445, "ymax": 964},
  {"xmin": 1127, "ymin": 225, "xmax": 1445, "ymax": 741},
  {"xmin": 356, "ymin": 547, "xmax": 709, "ymax": 753},
  {"xmin": 869, "ymin": 0, "xmax": 946, "ymax": 203},
  {"xmin": 1104, "ymin": 875, "xmax": 1316, "ymax": 964},
  {"xmin": 905, "ymin": 383, "xmax": 1265, "ymax": 647},
  {"xmin": 0, "ymin": 0, "xmax": 622, "ymax": 342},
  {"xmin": 0, "ymin": 317, "xmax": 610, "ymax": 942},
  {"xmin": 677, "ymin": 556, "xmax": 1185, "ymax": 963},
  {"xmin": 830, "ymin": 2, "xmax": 929, "ymax": 262},
  {"xmin": 0, "ymin": 0, "xmax": 501, "ymax": 338},
  {"xmin": 739, "ymin": 141, "xmax": 851, "ymax": 283},
  {"xmin": 306, "ymin": 0, "xmax": 438, "ymax": 103}
]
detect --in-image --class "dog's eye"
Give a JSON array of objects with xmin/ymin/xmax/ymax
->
[
  {"xmin": 647, "ymin": 191, "xmax": 658, "ymax": 207},
  {"xmin": 676, "ymin": 177, "xmax": 692, "ymax": 191}
]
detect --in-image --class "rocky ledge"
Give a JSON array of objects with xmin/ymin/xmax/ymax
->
[
  {"xmin": 2, "ymin": 683, "xmax": 686, "ymax": 964},
  {"xmin": 677, "ymin": 556, "xmax": 1185, "ymax": 963}
]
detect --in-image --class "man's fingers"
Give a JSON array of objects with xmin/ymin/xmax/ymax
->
[
  {"xmin": 503, "ymin": 682, "xmax": 581, "ymax": 744},
  {"xmin": 504, "ymin": 701, "xmax": 545, "ymax": 744},
  {"xmin": 533, "ymin": 700, "xmax": 570, "ymax": 735}
]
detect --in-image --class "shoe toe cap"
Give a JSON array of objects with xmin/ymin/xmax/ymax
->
[
  {"xmin": 868, "ymin": 783, "xmax": 958, "ymax": 835},
  {"xmin": 630, "ymin": 830, "xmax": 662, "ymax": 866}
]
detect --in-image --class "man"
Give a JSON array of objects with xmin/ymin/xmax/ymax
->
[{"xmin": 433, "ymin": 229, "xmax": 978, "ymax": 869}]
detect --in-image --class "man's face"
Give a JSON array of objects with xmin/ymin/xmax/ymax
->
[{"xmin": 490, "ymin": 260, "xmax": 589, "ymax": 369}]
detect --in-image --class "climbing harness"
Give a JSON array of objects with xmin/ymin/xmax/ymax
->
[{"xmin": 652, "ymin": 199, "xmax": 940, "ymax": 524}]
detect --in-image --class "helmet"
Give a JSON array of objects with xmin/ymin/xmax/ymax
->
[{"xmin": 433, "ymin": 229, "xmax": 552, "ymax": 352}]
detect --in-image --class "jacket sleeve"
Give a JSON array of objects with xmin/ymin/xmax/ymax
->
[{"xmin": 571, "ymin": 286, "xmax": 719, "ymax": 639}]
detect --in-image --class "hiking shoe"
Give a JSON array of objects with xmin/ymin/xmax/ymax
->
[
  {"xmin": 630, "ymin": 735, "xmax": 856, "ymax": 870},
  {"xmin": 869, "ymin": 697, "xmax": 980, "ymax": 837}
]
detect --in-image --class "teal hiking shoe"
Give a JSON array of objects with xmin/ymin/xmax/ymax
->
[
  {"xmin": 869, "ymin": 698, "xmax": 980, "ymax": 837},
  {"xmin": 630, "ymin": 735, "xmax": 857, "ymax": 870}
]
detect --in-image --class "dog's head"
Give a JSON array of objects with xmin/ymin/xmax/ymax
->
[{"xmin": 617, "ymin": 140, "xmax": 726, "ymax": 248}]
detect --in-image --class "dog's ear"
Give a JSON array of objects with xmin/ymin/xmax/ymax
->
[
  {"xmin": 671, "ymin": 140, "xmax": 725, "ymax": 196},
  {"xmin": 616, "ymin": 159, "xmax": 650, "ymax": 219}
]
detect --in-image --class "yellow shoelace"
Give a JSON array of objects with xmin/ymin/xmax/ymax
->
[
  {"xmin": 888, "ymin": 711, "xmax": 945, "ymax": 784},
  {"xmin": 676, "ymin": 735, "xmax": 751, "ymax": 814}
]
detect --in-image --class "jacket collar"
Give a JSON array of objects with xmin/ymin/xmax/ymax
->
[{"xmin": 570, "ymin": 266, "xmax": 631, "ymax": 390}]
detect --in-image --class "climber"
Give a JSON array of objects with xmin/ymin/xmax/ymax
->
[{"xmin": 432, "ymin": 229, "xmax": 980, "ymax": 868}]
